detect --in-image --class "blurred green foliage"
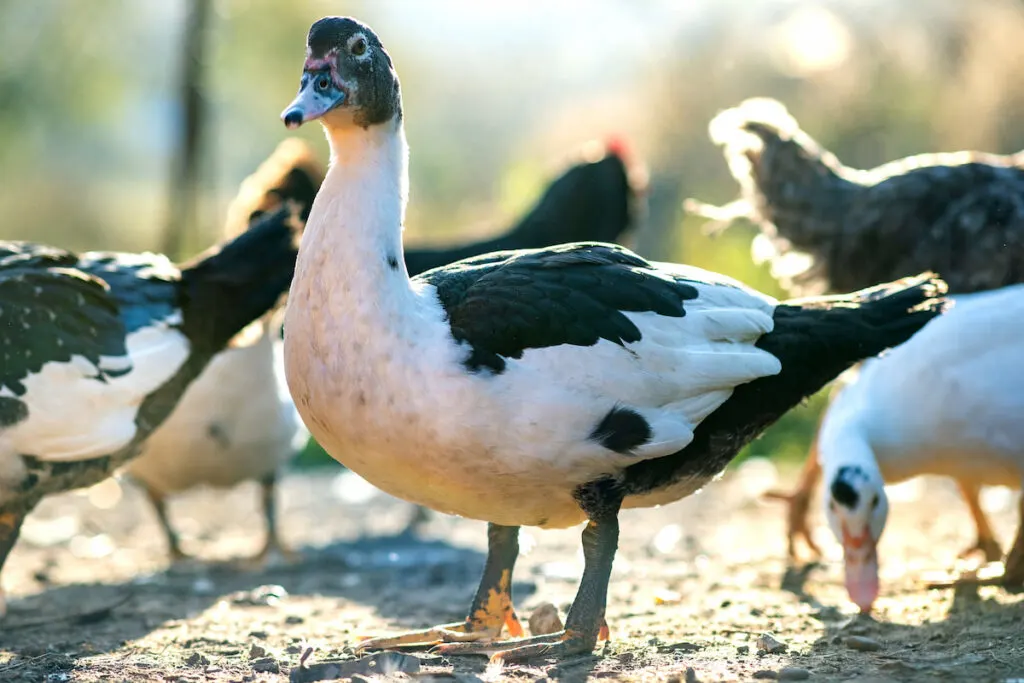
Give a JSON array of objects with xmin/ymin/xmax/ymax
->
[{"xmin": 3, "ymin": 0, "xmax": 1024, "ymax": 471}]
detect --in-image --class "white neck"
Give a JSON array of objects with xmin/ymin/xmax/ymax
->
[
  {"xmin": 287, "ymin": 117, "xmax": 425, "ymax": 324},
  {"xmin": 284, "ymin": 115, "xmax": 443, "ymax": 390}
]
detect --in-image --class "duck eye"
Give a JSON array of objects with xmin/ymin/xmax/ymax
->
[
  {"xmin": 871, "ymin": 495, "xmax": 880, "ymax": 510},
  {"xmin": 351, "ymin": 38, "xmax": 367, "ymax": 56},
  {"xmin": 316, "ymin": 76, "xmax": 331, "ymax": 91}
]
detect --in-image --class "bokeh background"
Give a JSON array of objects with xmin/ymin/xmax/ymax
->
[{"xmin": 5, "ymin": 0, "xmax": 1023, "ymax": 468}]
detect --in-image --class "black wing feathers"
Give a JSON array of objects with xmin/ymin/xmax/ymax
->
[
  {"xmin": 0, "ymin": 248, "xmax": 128, "ymax": 397},
  {"xmin": 423, "ymin": 243, "xmax": 699, "ymax": 374}
]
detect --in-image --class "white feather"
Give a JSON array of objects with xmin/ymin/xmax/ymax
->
[{"xmin": 0, "ymin": 314, "xmax": 190, "ymax": 486}]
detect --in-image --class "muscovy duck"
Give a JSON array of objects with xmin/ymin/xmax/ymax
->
[
  {"xmin": 810, "ymin": 286, "xmax": 1024, "ymax": 613},
  {"xmin": 685, "ymin": 97, "xmax": 1024, "ymax": 297},
  {"xmin": 277, "ymin": 16, "xmax": 948, "ymax": 662},
  {"xmin": 122, "ymin": 134, "xmax": 643, "ymax": 562},
  {"xmin": 0, "ymin": 200, "xmax": 301, "ymax": 616}
]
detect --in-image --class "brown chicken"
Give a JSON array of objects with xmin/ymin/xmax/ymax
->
[{"xmin": 688, "ymin": 97, "xmax": 1024, "ymax": 570}]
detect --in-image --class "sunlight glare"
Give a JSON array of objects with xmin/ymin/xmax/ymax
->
[{"xmin": 771, "ymin": 5, "xmax": 853, "ymax": 76}]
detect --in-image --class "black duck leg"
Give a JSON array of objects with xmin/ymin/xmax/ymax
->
[
  {"xmin": 0, "ymin": 510, "xmax": 26, "ymax": 618},
  {"xmin": 142, "ymin": 484, "xmax": 189, "ymax": 563},
  {"xmin": 245, "ymin": 470, "xmax": 299, "ymax": 568},
  {"xmin": 357, "ymin": 522, "xmax": 524, "ymax": 650},
  {"xmin": 438, "ymin": 481, "xmax": 620, "ymax": 663}
]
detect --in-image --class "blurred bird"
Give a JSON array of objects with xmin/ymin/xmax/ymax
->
[
  {"xmin": 278, "ymin": 16, "xmax": 948, "ymax": 662},
  {"xmin": 122, "ymin": 133, "xmax": 645, "ymax": 564},
  {"xmin": 0, "ymin": 200, "xmax": 302, "ymax": 616},
  {"xmin": 686, "ymin": 97, "xmax": 1024, "ymax": 297},
  {"xmin": 810, "ymin": 286, "xmax": 1024, "ymax": 613},
  {"xmin": 687, "ymin": 97, "xmax": 1024, "ymax": 558},
  {"xmin": 121, "ymin": 139, "xmax": 321, "ymax": 565}
]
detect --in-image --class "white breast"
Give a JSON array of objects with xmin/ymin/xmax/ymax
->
[{"xmin": 124, "ymin": 322, "xmax": 304, "ymax": 495}]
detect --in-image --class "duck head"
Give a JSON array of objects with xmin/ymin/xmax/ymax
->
[
  {"xmin": 281, "ymin": 17, "xmax": 401, "ymax": 131},
  {"xmin": 824, "ymin": 464, "xmax": 888, "ymax": 613}
]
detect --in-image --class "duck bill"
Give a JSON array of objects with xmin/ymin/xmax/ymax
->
[
  {"xmin": 281, "ymin": 78, "xmax": 346, "ymax": 129},
  {"xmin": 843, "ymin": 544, "xmax": 879, "ymax": 613}
]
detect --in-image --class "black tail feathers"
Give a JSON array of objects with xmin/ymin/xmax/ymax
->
[{"xmin": 178, "ymin": 202, "xmax": 302, "ymax": 353}]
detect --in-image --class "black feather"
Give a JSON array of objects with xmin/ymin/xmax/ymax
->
[
  {"xmin": 424, "ymin": 243, "xmax": 700, "ymax": 375},
  {"xmin": 620, "ymin": 273, "xmax": 947, "ymax": 498}
]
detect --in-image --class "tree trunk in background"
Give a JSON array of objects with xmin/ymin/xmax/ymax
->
[{"xmin": 161, "ymin": 0, "xmax": 212, "ymax": 259}]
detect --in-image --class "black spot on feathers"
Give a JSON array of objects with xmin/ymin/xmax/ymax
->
[
  {"xmin": 0, "ymin": 397, "xmax": 27, "ymax": 428},
  {"xmin": 590, "ymin": 406, "xmax": 651, "ymax": 454},
  {"xmin": 386, "ymin": 253, "xmax": 400, "ymax": 271}
]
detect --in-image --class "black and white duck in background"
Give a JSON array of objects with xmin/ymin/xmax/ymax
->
[
  {"xmin": 123, "ymin": 134, "xmax": 643, "ymax": 563},
  {"xmin": 279, "ymin": 16, "xmax": 948, "ymax": 662},
  {"xmin": 802, "ymin": 285, "xmax": 1024, "ymax": 613},
  {"xmin": 0, "ymin": 199, "xmax": 302, "ymax": 617}
]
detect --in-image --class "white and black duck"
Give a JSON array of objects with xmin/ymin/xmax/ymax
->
[
  {"xmin": 0, "ymin": 202, "xmax": 302, "ymax": 616},
  {"xmin": 123, "ymin": 134, "xmax": 643, "ymax": 564},
  {"xmin": 279, "ymin": 16, "xmax": 949, "ymax": 662},
  {"xmin": 812, "ymin": 285, "xmax": 1024, "ymax": 613}
]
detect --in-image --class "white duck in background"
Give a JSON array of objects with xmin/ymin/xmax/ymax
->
[
  {"xmin": 814, "ymin": 285, "xmax": 1024, "ymax": 613},
  {"xmin": 122, "ymin": 139, "xmax": 320, "ymax": 564},
  {"xmin": 278, "ymin": 16, "xmax": 947, "ymax": 662}
]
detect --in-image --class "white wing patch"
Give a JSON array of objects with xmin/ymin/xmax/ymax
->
[
  {"xmin": 456, "ymin": 278, "xmax": 783, "ymax": 474},
  {"xmin": 0, "ymin": 315, "xmax": 190, "ymax": 463}
]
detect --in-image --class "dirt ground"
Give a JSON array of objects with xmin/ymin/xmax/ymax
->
[{"xmin": 0, "ymin": 459, "xmax": 1022, "ymax": 683}]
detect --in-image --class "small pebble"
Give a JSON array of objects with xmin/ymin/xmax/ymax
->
[
  {"xmin": 752, "ymin": 671, "xmax": 778, "ymax": 680},
  {"xmin": 685, "ymin": 666, "xmax": 699, "ymax": 683},
  {"xmin": 778, "ymin": 667, "xmax": 811, "ymax": 681},
  {"xmin": 185, "ymin": 652, "xmax": 210, "ymax": 668},
  {"xmin": 248, "ymin": 643, "xmax": 267, "ymax": 659},
  {"xmin": 251, "ymin": 656, "xmax": 280, "ymax": 674},
  {"xmin": 285, "ymin": 614, "xmax": 305, "ymax": 624},
  {"xmin": 737, "ymin": 645, "xmax": 750, "ymax": 655},
  {"xmin": 844, "ymin": 635, "xmax": 882, "ymax": 651},
  {"xmin": 756, "ymin": 633, "xmax": 788, "ymax": 654},
  {"xmin": 528, "ymin": 602, "xmax": 563, "ymax": 636}
]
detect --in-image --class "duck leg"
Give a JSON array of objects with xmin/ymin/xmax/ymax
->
[
  {"xmin": 955, "ymin": 480, "xmax": 1002, "ymax": 563},
  {"xmin": 438, "ymin": 482, "xmax": 621, "ymax": 663},
  {"xmin": 248, "ymin": 470, "xmax": 299, "ymax": 567},
  {"xmin": 0, "ymin": 510, "xmax": 26, "ymax": 618},
  {"xmin": 399, "ymin": 505, "xmax": 431, "ymax": 536},
  {"xmin": 357, "ymin": 523, "xmax": 524, "ymax": 650},
  {"xmin": 927, "ymin": 485, "xmax": 1023, "ymax": 590},
  {"xmin": 1000, "ymin": 492, "xmax": 1024, "ymax": 586},
  {"xmin": 142, "ymin": 485, "xmax": 189, "ymax": 563},
  {"xmin": 763, "ymin": 432, "xmax": 823, "ymax": 561}
]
